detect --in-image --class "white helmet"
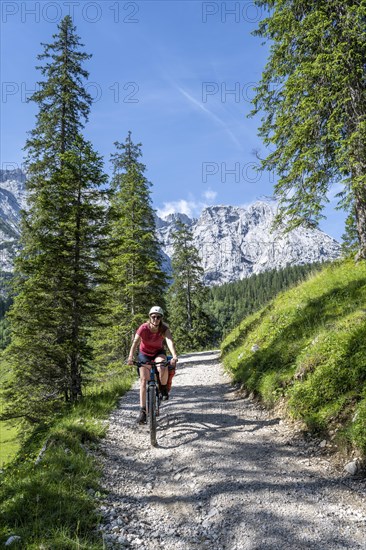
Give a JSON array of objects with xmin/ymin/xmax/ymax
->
[{"xmin": 149, "ymin": 306, "xmax": 164, "ymax": 317}]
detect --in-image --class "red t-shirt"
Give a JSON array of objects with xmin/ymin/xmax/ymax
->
[{"xmin": 137, "ymin": 323, "xmax": 166, "ymax": 356}]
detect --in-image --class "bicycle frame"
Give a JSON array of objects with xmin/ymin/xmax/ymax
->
[{"xmin": 137, "ymin": 359, "xmax": 170, "ymax": 446}]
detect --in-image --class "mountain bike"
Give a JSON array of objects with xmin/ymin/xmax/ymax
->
[{"xmin": 136, "ymin": 359, "xmax": 171, "ymax": 446}]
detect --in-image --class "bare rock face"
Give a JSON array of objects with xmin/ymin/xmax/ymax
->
[
  {"xmin": 156, "ymin": 202, "xmax": 341, "ymax": 285},
  {"xmin": 0, "ymin": 169, "xmax": 26, "ymax": 274},
  {"xmin": 0, "ymin": 170, "xmax": 341, "ymax": 286}
]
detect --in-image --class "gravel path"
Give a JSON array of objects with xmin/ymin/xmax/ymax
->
[{"xmin": 96, "ymin": 351, "xmax": 366, "ymax": 549}]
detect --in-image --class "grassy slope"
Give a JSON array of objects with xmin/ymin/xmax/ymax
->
[
  {"xmin": 0, "ymin": 423, "xmax": 20, "ymax": 466},
  {"xmin": 0, "ymin": 358, "xmax": 20, "ymax": 466},
  {"xmin": 221, "ymin": 259, "xmax": 366, "ymax": 456},
  {"xmin": 0, "ymin": 369, "xmax": 135, "ymax": 548}
]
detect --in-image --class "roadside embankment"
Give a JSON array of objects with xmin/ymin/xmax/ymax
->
[{"xmin": 221, "ymin": 259, "xmax": 366, "ymax": 462}]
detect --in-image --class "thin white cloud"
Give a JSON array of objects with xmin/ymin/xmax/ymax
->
[
  {"xmin": 157, "ymin": 190, "xmax": 219, "ymax": 220},
  {"xmin": 176, "ymin": 86, "xmax": 243, "ymax": 149},
  {"xmin": 157, "ymin": 199, "xmax": 199, "ymax": 219},
  {"xmin": 202, "ymin": 189, "xmax": 217, "ymax": 201}
]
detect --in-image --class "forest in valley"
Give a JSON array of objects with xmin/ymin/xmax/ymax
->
[{"xmin": 207, "ymin": 262, "xmax": 327, "ymax": 341}]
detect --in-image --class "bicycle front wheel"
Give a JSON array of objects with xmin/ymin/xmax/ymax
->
[{"xmin": 148, "ymin": 384, "xmax": 157, "ymax": 446}]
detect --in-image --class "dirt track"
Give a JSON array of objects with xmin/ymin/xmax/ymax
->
[{"xmin": 97, "ymin": 351, "xmax": 366, "ymax": 549}]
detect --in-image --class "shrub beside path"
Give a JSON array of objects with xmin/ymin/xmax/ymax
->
[{"xmin": 96, "ymin": 351, "xmax": 366, "ymax": 549}]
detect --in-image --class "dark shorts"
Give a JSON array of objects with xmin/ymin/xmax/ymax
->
[
  {"xmin": 137, "ymin": 349, "xmax": 166, "ymax": 375},
  {"xmin": 137, "ymin": 349, "xmax": 166, "ymax": 363}
]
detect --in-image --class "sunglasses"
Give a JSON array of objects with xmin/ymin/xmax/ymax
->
[{"xmin": 150, "ymin": 315, "xmax": 162, "ymax": 320}]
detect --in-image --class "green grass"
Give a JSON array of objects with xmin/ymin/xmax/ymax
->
[
  {"xmin": 0, "ymin": 354, "xmax": 20, "ymax": 466},
  {"xmin": 0, "ymin": 367, "xmax": 135, "ymax": 549},
  {"xmin": 221, "ymin": 259, "xmax": 366, "ymax": 456},
  {"xmin": 0, "ymin": 422, "xmax": 20, "ymax": 467}
]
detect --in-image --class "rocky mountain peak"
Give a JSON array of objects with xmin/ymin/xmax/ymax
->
[
  {"xmin": 0, "ymin": 171, "xmax": 342, "ymax": 286},
  {"xmin": 157, "ymin": 201, "xmax": 341, "ymax": 285},
  {"xmin": 0, "ymin": 168, "xmax": 26, "ymax": 273},
  {"xmin": 0, "ymin": 168, "xmax": 27, "ymax": 211},
  {"xmin": 156, "ymin": 212, "xmax": 193, "ymax": 229}
]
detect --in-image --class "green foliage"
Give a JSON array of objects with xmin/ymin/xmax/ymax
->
[
  {"xmin": 0, "ymin": 318, "xmax": 11, "ymax": 350},
  {"xmin": 252, "ymin": 1, "xmax": 366, "ymax": 258},
  {"xmin": 221, "ymin": 259, "xmax": 366, "ymax": 456},
  {"xmin": 167, "ymin": 221, "xmax": 216, "ymax": 352},
  {"xmin": 2, "ymin": 139, "xmax": 108, "ymax": 425},
  {"xmin": 2, "ymin": 19, "xmax": 109, "ymax": 427},
  {"xmin": 25, "ymin": 15, "xmax": 92, "ymax": 170},
  {"xmin": 0, "ymin": 276, "xmax": 13, "ymax": 339},
  {"xmin": 93, "ymin": 132, "xmax": 168, "ymax": 368},
  {"xmin": 0, "ymin": 366, "xmax": 134, "ymax": 548},
  {"xmin": 209, "ymin": 262, "xmax": 325, "ymax": 341},
  {"xmin": 341, "ymin": 205, "xmax": 360, "ymax": 257}
]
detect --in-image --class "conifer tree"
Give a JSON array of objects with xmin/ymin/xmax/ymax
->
[
  {"xmin": 1, "ymin": 18, "xmax": 108, "ymax": 425},
  {"xmin": 341, "ymin": 205, "xmax": 360, "ymax": 256},
  {"xmin": 93, "ymin": 132, "xmax": 168, "ymax": 369},
  {"xmin": 208, "ymin": 262, "xmax": 325, "ymax": 340},
  {"xmin": 251, "ymin": 1, "xmax": 366, "ymax": 259},
  {"xmin": 167, "ymin": 220, "xmax": 215, "ymax": 351},
  {"xmin": 25, "ymin": 15, "xmax": 92, "ymax": 170}
]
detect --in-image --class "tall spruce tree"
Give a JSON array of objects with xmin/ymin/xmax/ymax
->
[
  {"xmin": 25, "ymin": 15, "xmax": 92, "ymax": 170},
  {"xmin": 251, "ymin": 1, "xmax": 366, "ymax": 259},
  {"xmin": 93, "ymin": 132, "xmax": 168, "ymax": 369},
  {"xmin": 167, "ymin": 220, "xmax": 215, "ymax": 352},
  {"xmin": 2, "ymin": 18, "xmax": 108, "ymax": 425}
]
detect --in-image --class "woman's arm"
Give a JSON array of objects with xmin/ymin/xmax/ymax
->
[
  {"xmin": 127, "ymin": 333, "xmax": 141, "ymax": 364},
  {"xmin": 164, "ymin": 329, "xmax": 178, "ymax": 366}
]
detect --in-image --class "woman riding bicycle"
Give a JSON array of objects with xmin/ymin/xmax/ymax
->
[{"xmin": 127, "ymin": 306, "xmax": 178, "ymax": 424}]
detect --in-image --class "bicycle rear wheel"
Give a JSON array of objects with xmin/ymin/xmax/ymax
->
[{"xmin": 148, "ymin": 384, "xmax": 157, "ymax": 446}]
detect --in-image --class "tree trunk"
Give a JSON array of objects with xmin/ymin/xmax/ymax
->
[
  {"xmin": 354, "ymin": 186, "xmax": 366, "ymax": 260},
  {"xmin": 70, "ymin": 176, "xmax": 82, "ymax": 402}
]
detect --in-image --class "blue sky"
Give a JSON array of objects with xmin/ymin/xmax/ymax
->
[{"xmin": 1, "ymin": 0, "xmax": 344, "ymax": 239}]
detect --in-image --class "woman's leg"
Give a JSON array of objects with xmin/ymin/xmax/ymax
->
[
  {"xmin": 137, "ymin": 353, "xmax": 152, "ymax": 422},
  {"xmin": 155, "ymin": 354, "xmax": 169, "ymax": 399},
  {"xmin": 155, "ymin": 354, "xmax": 168, "ymax": 385},
  {"xmin": 167, "ymin": 367, "xmax": 176, "ymax": 392},
  {"xmin": 139, "ymin": 365, "xmax": 150, "ymax": 407}
]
